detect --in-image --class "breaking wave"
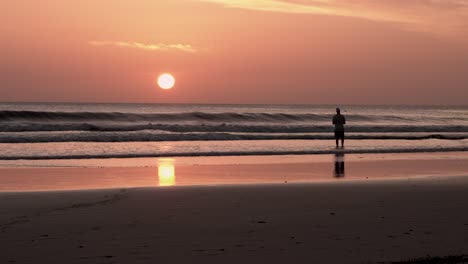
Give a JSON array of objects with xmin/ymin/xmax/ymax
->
[
  {"xmin": 1, "ymin": 109, "xmax": 467, "ymax": 145},
  {"xmin": 1, "ymin": 123, "xmax": 468, "ymax": 134},
  {"xmin": 0, "ymin": 131, "xmax": 467, "ymax": 143}
]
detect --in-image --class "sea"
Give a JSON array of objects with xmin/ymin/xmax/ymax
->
[{"xmin": 0, "ymin": 103, "xmax": 467, "ymax": 161}]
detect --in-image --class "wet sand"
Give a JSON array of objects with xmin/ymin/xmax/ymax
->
[
  {"xmin": 0, "ymin": 152, "xmax": 467, "ymax": 192},
  {"xmin": 1, "ymin": 153, "xmax": 468, "ymax": 263}
]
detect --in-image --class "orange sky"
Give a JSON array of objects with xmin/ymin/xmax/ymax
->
[{"xmin": 1, "ymin": 0, "xmax": 468, "ymax": 105}]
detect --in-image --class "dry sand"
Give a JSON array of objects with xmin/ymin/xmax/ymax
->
[{"xmin": 1, "ymin": 177, "xmax": 468, "ymax": 263}]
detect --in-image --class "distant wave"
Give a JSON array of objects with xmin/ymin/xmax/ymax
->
[
  {"xmin": 0, "ymin": 110, "xmax": 440, "ymax": 124},
  {"xmin": 0, "ymin": 147, "xmax": 466, "ymax": 160},
  {"xmin": 0, "ymin": 132, "xmax": 468, "ymax": 143}
]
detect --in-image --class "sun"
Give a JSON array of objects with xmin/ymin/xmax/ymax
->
[{"xmin": 157, "ymin": 73, "xmax": 175, "ymax": 90}]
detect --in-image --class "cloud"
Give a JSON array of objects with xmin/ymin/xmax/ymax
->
[
  {"xmin": 89, "ymin": 41, "xmax": 197, "ymax": 52},
  {"xmin": 197, "ymin": 0, "xmax": 468, "ymax": 39}
]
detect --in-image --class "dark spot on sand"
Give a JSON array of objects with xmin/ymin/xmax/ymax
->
[
  {"xmin": 235, "ymin": 244, "xmax": 244, "ymax": 248},
  {"xmin": 257, "ymin": 221, "xmax": 267, "ymax": 224},
  {"xmin": 295, "ymin": 241, "xmax": 303, "ymax": 245},
  {"xmin": 330, "ymin": 212, "xmax": 336, "ymax": 215},
  {"xmin": 40, "ymin": 234, "xmax": 48, "ymax": 237},
  {"xmin": 218, "ymin": 248, "xmax": 225, "ymax": 251},
  {"xmin": 78, "ymin": 245, "xmax": 84, "ymax": 248},
  {"xmin": 390, "ymin": 254, "xmax": 468, "ymax": 263}
]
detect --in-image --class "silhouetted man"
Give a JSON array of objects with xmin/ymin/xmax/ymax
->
[{"xmin": 332, "ymin": 108, "xmax": 346, "ymax": 148}]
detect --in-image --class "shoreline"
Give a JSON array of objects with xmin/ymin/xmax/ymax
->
[
  {"xmin": 0, "ymin": 147, "xmax": 466, "ymax": 161},
  {"xmin": 2, "ymin": 139, "xmax": 467, "ymax": 163}
]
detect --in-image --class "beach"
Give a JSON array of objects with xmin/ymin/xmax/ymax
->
[
  {"xmin": 3, "ymin": 0, "xmax": 468, "ymax": 262},
  {"xmin": 1, "ymin": 152, "xmax": 468, "ymax": 263},
  {"xmin": 1, "ymin": 103, "xmax": 468, "ymax": 263}
]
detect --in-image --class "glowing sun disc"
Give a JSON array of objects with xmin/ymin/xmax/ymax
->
[{"xmin": 157, "ymin": 73, "xmax": 175, "ymax": 89}]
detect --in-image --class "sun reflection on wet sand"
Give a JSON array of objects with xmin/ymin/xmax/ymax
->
[{"xmin": 158, "ymin": 158, "xmax": 175, "ymax": 186}]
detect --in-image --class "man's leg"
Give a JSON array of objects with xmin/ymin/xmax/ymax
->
[
  {"xmin": 341, "ymin": 138, "xmax": 344, "ymax": 147},
  {"xmin": 336, "ymin": 138, "xmax": 339, "ymax": 147}
]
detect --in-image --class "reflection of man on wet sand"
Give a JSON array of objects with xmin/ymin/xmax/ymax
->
[
  {"xmin": 332, "ymin": 108, "xmax": 346, "ymax": 148},
  {"xmin": 334, "ymin": 152, "xmax": 345, "ymax": 178}
]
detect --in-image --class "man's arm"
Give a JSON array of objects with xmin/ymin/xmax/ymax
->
[
  {"xmin": 343, "ymin": 116, "xmax": 346, "ymax": 124},
  {"xmin": 332, "ymin": 116, "xmax": 336, "ymax": 124}
]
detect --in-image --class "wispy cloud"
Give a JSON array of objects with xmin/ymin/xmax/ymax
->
[
  {"xmin": 197, "ymin": 0, "xmax": 468, "ymax": 39},
  {"xmin": 197, "ymin": 0, "xmax": 407, "ymax": 22},
  {"xmin": 89, "ymin": 41, "xmax": 197, "ymax": 52}
]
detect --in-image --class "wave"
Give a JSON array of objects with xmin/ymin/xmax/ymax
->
[
  {"xmin": 2, "ymin": 110, "xmax": 467, "ymax": 144},
  {"xmin": 0, "ymin": 110, "xmax": 437, "ymax": 124},
  {"xmin": 0, "ymin": 147, "xmax": 466, "ymax": 160},
  {"xmin": 1, "ymin": 122, "xmax": 468, "ymax": 133},
  {"xmin": 1, "ymin": 132, "xmax": 468, "ymax": 143}
]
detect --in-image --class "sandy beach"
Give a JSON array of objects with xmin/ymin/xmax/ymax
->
[
  {"xmin": 3, "ymin": 0, "xmax": 468, "ymax": 262},
  {"xmin": 1, "ymin": 153, "xmax": 468, "ymax": 263}
]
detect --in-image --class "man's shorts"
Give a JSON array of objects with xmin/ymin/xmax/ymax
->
[{"xmin": 335, "ymin": 131, "xmax": 345, "ymax": 139}]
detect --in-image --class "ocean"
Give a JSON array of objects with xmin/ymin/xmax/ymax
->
[{"xmin": 0, "ymin": 103, "xmax": 467, "ymax": 161}]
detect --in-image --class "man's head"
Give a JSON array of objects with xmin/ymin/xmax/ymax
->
[{"xmin": 336, "ymin": 108, "xmax": 341, "ymax": 114}]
